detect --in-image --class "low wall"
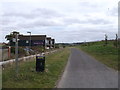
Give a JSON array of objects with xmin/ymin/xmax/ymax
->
[
  {"xmin": 0, "ymin": 48, "xmax": 8, "ymax": 62},
  {"xmin": 0, "ymin": 49, "xmax": 58, "ymax": 66}
]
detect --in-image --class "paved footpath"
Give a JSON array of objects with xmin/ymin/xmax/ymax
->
[{"xmin": 57, "ymin": 48, "xmax": 118, "ymax": 88}]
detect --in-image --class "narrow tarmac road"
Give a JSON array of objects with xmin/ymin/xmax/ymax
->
[{"xmin": 57, "ymin": 48, "xmax": 118, "ymax": 88}]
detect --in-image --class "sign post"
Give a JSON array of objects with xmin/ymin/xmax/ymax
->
[
  {"xmin": 27, "ymin": 31, "xmax": 31, "ymax": 55},
  {"xmin": 8, "ymin": 46, "xmax": 11, "ymax": 59},
  {"xmin": 13, "ymin": 33, "xmax": 19, "ymax": 75}
]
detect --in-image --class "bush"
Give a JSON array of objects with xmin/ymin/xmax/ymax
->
[
  {"xmin": 11, "ymin": 47, "xmax": 15, "ymax": 54},
  {"xmin": 11, "ymin": 47, "xmax": 26, "ymax": 56}
]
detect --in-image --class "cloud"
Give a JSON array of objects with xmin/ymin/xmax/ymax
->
[
  {"xmin": 0, "ymin": 18, "xmax": 13, "ymax": 25},
  {"xmin": 87, "ymin": 18, "xmax": 111, "ymax": 24},
  {"xmin": 63, "ymin": 17, "xmax": 86, "ymax": 25},
  {"xmin": 110, "ymin": 7, "xmax": 118, "ymax": 16},
  {"xmin": 79, "ymin": 1, "xmax": 99, "ymax": 8},
  {"xmin": 0, "ymin": 0, "xmax": 118, "ymax": 43},
  {"xmin": 1, "ymin": 6, "xmax": 65, "ymax": 29},
  {"xmin": 34, "ymin": 8, "xmax": 63, "ymax": 18},
  {"xmin": 17, "ymin": 19, "xmax": 62, "ymax": 29},
  {"xmin": 2, "ymin": 8, "xmax": 63, "ymax": 19}
]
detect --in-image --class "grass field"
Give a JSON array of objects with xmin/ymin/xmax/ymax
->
[
  {"xmin": 2, "ymin": 48, "xmax": 70, "ymax": 88},
  {"xmin": 76, "ymin": 41, "xmax": 119, "ymax": 70}
]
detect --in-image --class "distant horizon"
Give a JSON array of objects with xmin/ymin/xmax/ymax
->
[{"xmin": 0, "ymin": 37, "xmax": 117, "ymax": 44}]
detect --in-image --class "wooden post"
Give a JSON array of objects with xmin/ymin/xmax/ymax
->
[
  {"xmin": 8, "ymin": 46, "xmax": 11, "ymax": 59},
  {"xmin": 105, "ymin": 34, "xmax": 108, "ymax": 46},
  {"xmin": 115, "ymin": 34, "xmax": 118, "ymax": 48}
]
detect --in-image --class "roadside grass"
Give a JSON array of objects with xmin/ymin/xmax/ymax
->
[
  {"xmin": 2, "ymin": 48, "xmax": 70, "ymax": 88},
  {"xmin": 76, "ymin": 42, "xmax": 118, "ymax": 70}
]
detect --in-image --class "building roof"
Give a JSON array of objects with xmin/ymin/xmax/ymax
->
[
  {"xmin": 51, "ymin": 39, "xmax": 54, "ymax": 40},
  {"xmin": 19, "ymin": 35, "xmax": 46, "ymax": 40},
  {"xmin": 46, "ymin": 37, "xmax": 51, "ymax": 40}
]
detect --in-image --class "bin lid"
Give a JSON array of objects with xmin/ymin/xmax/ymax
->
[
  {"xmin": 36, "ymin": 55, "xmax": 44, "ymax": 57},
  {"xmin": 36, "ymin": 56, "xmax": 45, "ymax": 60}
]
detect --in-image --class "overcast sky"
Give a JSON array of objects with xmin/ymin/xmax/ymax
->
[{"xmin": 0, "ymin": 0, "xmax": 119, "ymax": 43}]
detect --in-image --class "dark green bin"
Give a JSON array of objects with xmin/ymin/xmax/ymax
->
[{"xmin": 36, "ymin": 56, "xmax": 45, "ymax": 72}]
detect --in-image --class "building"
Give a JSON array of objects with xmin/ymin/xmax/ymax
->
[
  {"xmin": 51, "ymin": 39, "xmax": 55, "ymax": 48},
  {"xmin": 18, "ymin": 35, "xmax": 46, "ymax": 47},
  {"xmin": 46, "ymin": 37, "xmax": 55, "ymax": 49},
  {"xmin": 46, "ymin": 37, "xmax": 51, "ymax": 49},
  {"xmin": 10, "ymin": 35, "xmax": 55, "ymax": 49}
]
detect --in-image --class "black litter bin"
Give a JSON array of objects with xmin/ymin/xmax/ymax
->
[{"xmin": 36, "ymin": 56, "xmax": 45, "ymax": 72}]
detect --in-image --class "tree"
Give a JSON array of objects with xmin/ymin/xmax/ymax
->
[
  {"xmin": 105, "ymin": 34, "xmax": 108, "ymax": 46},
  {"xmin": 5, "ymin": 31, "xmax": 20, "ymax": 43},
  {"xmin": 114, "ymin": 34, "xmax": 118, "ymax": 48}
]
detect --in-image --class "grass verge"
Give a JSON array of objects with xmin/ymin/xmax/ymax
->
[
  {"xmin": 2, "ymin": 48, "xmax": 70, "ymax": 88},
  {"xmin": 76, "ymin": 44, "xmax": 118, "ymax": 70}
]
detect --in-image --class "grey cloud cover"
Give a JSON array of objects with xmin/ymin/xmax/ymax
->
[
  {"xmin": 0, "ymin": 0, "xmax": 118, "ymax": 43},
  {"xmin": 2, "ymin": 8, "xmax": 63, "ymax": 19}
]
